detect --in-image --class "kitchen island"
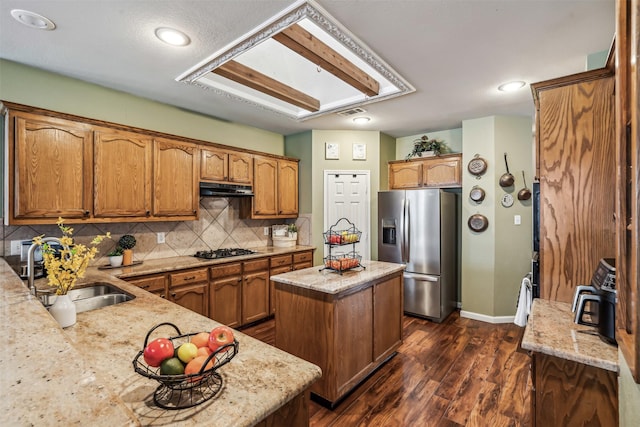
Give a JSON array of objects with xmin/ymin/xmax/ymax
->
[
  {"xmin": 0, "ymin": 258, "xmax": 321, "ymax": 426},
  {"xmin": 271, "ymin": 260, "xmax": 405, "ymax": 406}
]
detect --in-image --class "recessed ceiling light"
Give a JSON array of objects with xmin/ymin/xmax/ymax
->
[
  {"xmin": 353, "ymin": 117, "xmax": 371, "ymax": 124},
  {"xmin": 10, "ymin": 9, "xmax": 56, "ymax": 30},
  {"xmin": 155, "ymin": 27, "xmax": 191, "ymax": 46},
  {"xmin": 498, "ymin": 81, "xmax": 526, "ymax": 92}
]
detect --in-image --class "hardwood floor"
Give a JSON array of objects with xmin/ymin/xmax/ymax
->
[{"xmin": 241, "ymin": 311, "xmax": 531, "ymax": 427}]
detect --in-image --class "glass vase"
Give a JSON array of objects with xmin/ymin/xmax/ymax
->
[{"xmin": 49, "ymin": 294, "xmax": 76, "ymax": 328}]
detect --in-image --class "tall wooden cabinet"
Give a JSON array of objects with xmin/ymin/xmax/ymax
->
[
  {"xmin": 615, "ymin": 0, "xmax": 640, "ymax": 382},
  {"xmin": 94, "ymin": 128, "xmax": 152, "ymax": 218},
  {"xmin": 10, "ymin": 111, "xmax": 93, "ymax": 221},
  {"xmin": 531, "ymin": 70, "xmax": 616, "ymax": 303}
]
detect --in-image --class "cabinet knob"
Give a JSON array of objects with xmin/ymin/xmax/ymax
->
[
  {"xmin": 146, "ymin": 210, "xmax": 151, "ymax": 216},
  {"xmin": 141, "ymin": 285, "xmax": 150, "ymax": 289},
  {"xmin": 160, "ymin": 294, "xmax": 166, "ymax": 299},
  {"xmin": 83, "ymin": 210, "xmax": 90, "ymax": 216},
  {"xmin": 193, "ymin": 210, "xmax": 197, "ymax": 214},
  {"xmin": 170, "ymin": 292, "xmax": 176, "ymax": 298}
]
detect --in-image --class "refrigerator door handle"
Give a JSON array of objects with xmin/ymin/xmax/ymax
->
[
  {"xmin": 404, "ymin": 272, "xmax": 438, "ymax": 282},
  {"xmin": 404, "ymin": 197, "xmax": 410, "ymax": 262}
]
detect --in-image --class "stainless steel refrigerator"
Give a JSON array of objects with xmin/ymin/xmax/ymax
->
[{"xmin": 378, "ymin": 189, "xmax": 456, "ymax": 322}]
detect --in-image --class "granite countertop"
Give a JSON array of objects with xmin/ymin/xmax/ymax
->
[
  {"xmin": 521, "ymin": 298, "xmax": 618, "ymax": 372},
  {"xmin": 270, "ymin": 260, "xmax": 405, "ymax": 294},
  {"xmin": 0, "ymin": 253, "xmax": 321, "ymax": 426},
  {"xmin": 100, "ymin": 245, "xmax": 315, "ymax": 279}
]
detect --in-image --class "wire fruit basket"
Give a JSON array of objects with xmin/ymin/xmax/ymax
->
[{"xmin": 132, "ymin": 322, "xmax": 238, "ymax": 410}]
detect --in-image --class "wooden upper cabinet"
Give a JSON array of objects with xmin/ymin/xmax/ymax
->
[
  {"xmin": 200, "ymin": 147, "xmax": 253, "ymax": 184},
  {"xmin": 251, "ymin": 155, "xmax": 278, "ymax": 216},
  {"xmin": 153, "ymin": 138, "xmax": 199, "ymax": 218},
  {"xmin": 422, "ymin": 155, "xmax": 461, "ymax": 187},
  {"xmin": 388, "ymin": 154, "xmax": 462, "ymax": 189},
  {"xmin": 532, "ymin": 70, "xmax": 616, "ymax": 303},
  {"xmin": 11, "ymin": 111, "xmax": 93, "ymax": 222},
  {"xmin": 277, "ymin": 159, "xmax": 299, "ymax": 216},
  {"xmin": 243, "ymin": 155, "xmax": 299, "ymax": 219},
  {"xmin": 94, "ymin": 129, "xmax": 152, "ymax": 218}
]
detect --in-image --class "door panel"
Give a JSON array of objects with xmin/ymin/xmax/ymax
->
[
  {"xmin": 403, "ymin": 272, "xmax": 441, "ymax": 319},
  {"xmin": 377, "ymin": 190, "xmax": 405, "ymax": 264},
  {"xmin": 406, "ymin": 189, "xmax": 441, "ymax": 275}
]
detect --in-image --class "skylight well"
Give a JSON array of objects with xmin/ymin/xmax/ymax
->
[{"xmin": 177, "ymin": 0, "xmax": 414, "ymax": 121}]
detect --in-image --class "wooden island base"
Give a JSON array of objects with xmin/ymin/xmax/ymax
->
[{"xmin": 272, "ymin": 261, "xmax": 404, "ymax": 406}]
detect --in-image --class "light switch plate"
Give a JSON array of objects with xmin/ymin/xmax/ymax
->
[
  {"xmin": 10, "ymin": 240, "xmax": 22, "ymax": 255},
  {"xmin": 514, "ymin": 215, "xmax": 521, "ymax": 225},
  {"xmin": 157, "ymin": 232, "xmax": 165, "ymax": 244},
  {"xmin": 264, "ymin": 227, "xmax": 270, "ymax": 236}
]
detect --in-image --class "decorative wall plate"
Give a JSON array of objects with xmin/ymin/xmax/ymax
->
[
  {"xmin": 501, "ymin": 193, "xmax": 514, "ymax": 208},
  {"xmin": 468, "ymin": 154, "xmax": 488, "ymax": 178},
  {"xmin": 468, "ymin": 214, "xmax": 489, "ymax": 232},
  {"xmin": 469, "ymin": 186, "xmax": 486, "ymax": 202}
]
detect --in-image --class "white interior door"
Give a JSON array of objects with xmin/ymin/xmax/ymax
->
[{"xmin": 324, "ymin": 170, "xmax": 370, "ymax": 260}]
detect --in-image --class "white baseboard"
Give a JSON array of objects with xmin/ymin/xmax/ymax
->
[{"xmin": 460, "ymin": 310, "xmax": 515, "ymax": 324}]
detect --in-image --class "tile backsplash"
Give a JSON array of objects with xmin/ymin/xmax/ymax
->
[{"xmin": 1, "ymin": 198, "xmax": 311, "ymax": 265}]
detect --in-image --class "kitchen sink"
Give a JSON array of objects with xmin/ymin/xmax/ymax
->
[{"xmin": 40, "ymin": 282, "xmax": 135, "ymax": 313}]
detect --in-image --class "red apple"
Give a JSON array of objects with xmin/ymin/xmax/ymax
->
[{"xmin": 208, "ymin": 325, "xmax": 234, "ymax": 352}]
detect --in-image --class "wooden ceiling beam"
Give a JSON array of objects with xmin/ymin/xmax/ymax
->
[
  {"xmin": 273, "ymin": 24, "xmax": 380, "ymax": 97},
  {"xmin": 211, "ymin": 60, "xmax": 320, "ymax": 112}
]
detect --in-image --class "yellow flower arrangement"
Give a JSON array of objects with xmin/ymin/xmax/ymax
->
[{"xmin": 33, "ymin": 218, "xmax": 110, "ymax": 295}]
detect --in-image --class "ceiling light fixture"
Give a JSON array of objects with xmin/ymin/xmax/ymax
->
[
  {"xmin": 155, "ymin": 27, "xmax": 191, "ymax": 46},
  {"xmin": 10, "ymin": 9, "xmax": 56, "ymax": 30},
  {"xmin": 498, "ymin": 81, "xmax": 526, "ymax": 92},
  {"xmin": 353, "ymin": 117, "xmax": 371, "ymax": 124}
]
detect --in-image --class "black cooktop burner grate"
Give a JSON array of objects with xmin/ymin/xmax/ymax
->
[{"xmin": 193, "ymin": 248, "xmax": 257, "ymax": 259}]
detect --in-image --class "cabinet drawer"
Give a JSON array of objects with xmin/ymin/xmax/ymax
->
[
  {"xmin": 244, "ymin": 258, "xmax": 269, "ymax": 272},
  {"xmin": 293, "ymin": 261, "xmax": 312, "ymax": 271},
  {"xmin": 271, "ymin": 254, "xmax": 292, "ymax": 268},
  {"xmin": 293, "ymin": 251, "xmax": 312, "ymax": 264},
  {"xmin": 126, "ymin": 274, "xmax": 166, "ymax": 293},
  {"xmin": 169, "ymin": 268, "xmax": 208, "ymax": 286},
  {"xmin": 210, "ymin": 262, "xmax": 242, "ymax": 278}
]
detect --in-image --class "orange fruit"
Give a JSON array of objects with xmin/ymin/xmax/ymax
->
[
  {"xmin": 190, "ymin": 332, "xmax": 210, "ymax": 348},
  {"xmin": 197, "ymin": 346, "xmax": 212, "ymax": 358},
  {"xmin": 185, "ymin": 356, "xmax": 214, "ymax": 381}
]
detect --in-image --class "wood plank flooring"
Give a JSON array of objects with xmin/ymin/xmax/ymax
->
[{"xmin": 240, "ymin": 311, "xmax": 531, "ymax": 427}]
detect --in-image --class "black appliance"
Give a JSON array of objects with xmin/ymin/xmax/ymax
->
[
  {"xmin": 572, "ymin": 258, "xmax": 617, "ymax": 345},
  {"xmin": 531, "ymin": 180, "xmax": 540, "ymax": 298},
  {"xmin": 199, "ymin": 182, "xmax": 254, "ymax": 197},
  {"xmin": 193, "ymin": 248, "xmax": 257, "ymax": 259}
]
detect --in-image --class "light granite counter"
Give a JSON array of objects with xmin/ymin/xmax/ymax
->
[
  {"xmin": 270, "ymin": 260, "xmax": 405, "ymax": 295},
  {"xmin": 0, "ymin": 254, "xmax": 321, "ymax": 426},
  {"xmin": 521, "ymin": 298, "xmax": 618, "ymax": 372}
]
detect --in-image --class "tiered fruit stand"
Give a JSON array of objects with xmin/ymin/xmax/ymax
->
[{"xmin": 321, "ymin": 218, "xmax": 365, "ymax": 274}]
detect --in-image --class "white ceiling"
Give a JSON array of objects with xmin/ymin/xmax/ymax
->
[{"xmin": 0, "ymin": 0, "xmax": 615, "ymax": 138}]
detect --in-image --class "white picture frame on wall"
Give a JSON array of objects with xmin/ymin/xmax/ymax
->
[
  {"xmin": 325, "ymin": 142, "xmax": 340, "ymax": 160},
  {"xmin": 352, "ymin": 143, "xmax": 366, "ymax": 160}
]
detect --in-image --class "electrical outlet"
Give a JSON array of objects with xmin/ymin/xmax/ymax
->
[
  {"xmin": 514, "ymin": 215, "xmax": 521, "ymax": 225},
  {"xmin": 10, "ymin": 240, "xmax": 22, "ymax": 255},
  {"xmin": 264, "ymin": 227, "xmax": 270, "ymax": 236},
  {"xmin": 157, "ymin": 232, "xmax": 165, "ymax": 244}
]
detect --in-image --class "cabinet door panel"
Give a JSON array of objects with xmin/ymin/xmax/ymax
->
[
  {"xmin": 170, "ymin": 283, "xmax": 208, "ymax": 317},
  {"xmin": 389, "ymin": 162, "xmax": 422, "ymax": 189},
  {"xmin": 153, "ymin": 139, "xmax": 199, "ymax": 218},
  {"xmin": 14, "ymin": 113, "xmax": 93, "ymax": 219},
  {"xmin": 422, "ymin": 157, "xmax": 461, "ymax": 187},
  {"xmin": 270, "ymin": 264, "xmax": 292, "ymax": 314},
  {"xmin": 229, "ymin": 152, "xmax": 253, "ymax": 184},
  {"xmin": 278, "ymin": 160, "xmax": 299, "ymax": 216},
  {"xmin": 211, "ymin": 276, "xmax": 242, "ymax": 328},
  {"xmin": 94, "ymin": 129, "xmax": 152, "ymax": 217},
  {"xmin": 200, "ymin": 148, "xmax": 227, "ymax": 181},
  {"xmin": 373, "ymin": 275, "xmax": 403, "ymax": 361},
  {"xmin": 243, "ymin": 270, "xmax": 270, "ymax": 324},
  {"xmin": 253, "ymin": 156, "xmax": 278, "ymax": 216}
]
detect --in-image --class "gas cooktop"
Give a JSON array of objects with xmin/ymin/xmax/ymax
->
[{"xmin": 193, "ymin": 248, "xmax": 258, "ymax": 260}]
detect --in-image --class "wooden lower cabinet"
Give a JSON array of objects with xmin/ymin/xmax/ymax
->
[
  {"xmin": 210, "ymin": 263, "xmax": 243, "ymax": 328},
  {"xmin": 168, "ymin": 268, "xmax": 209, "ymax": 317},
  {"xmin": 531, "ymin": 352, "xmax": 618, "ymax": 426},
  {"xmin": 242, "ymin": 259, "xmax": 270, "ymax": 324},
  {"xmin": 254, "ymin": 390, "xmax": 310, "ymax": 427},
  {"xmin": 274, "ymin": 271, "xmax": 403, "ymax": 405}
]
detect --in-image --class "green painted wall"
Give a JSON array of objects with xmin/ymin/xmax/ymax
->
[
  {"xmin": 461, "ymin": 116, "xmax": 533, "ymax": 318},
  {"xmin": 0, "ymin": 59, "xmax": 284, "ymax": 154},
  {"xmin": 379, "ymin": 133, "xmax": 396, "ymax": 191},
  {"xmin": 310, "ymin": 130, "xmax": 382, "ymax": 266},
  {"xmin": 284, "ymin": 131, "xmax": 313, "ymax": 214}
]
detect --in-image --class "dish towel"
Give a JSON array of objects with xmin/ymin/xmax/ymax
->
[{"xmin": 514, "ymin": 276, "xmax": 532, "ymax": 327}]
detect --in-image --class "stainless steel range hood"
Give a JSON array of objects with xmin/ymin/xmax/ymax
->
[{"xmin": 199, "ymin": 182, "xmax": 254, "ymax": 197}]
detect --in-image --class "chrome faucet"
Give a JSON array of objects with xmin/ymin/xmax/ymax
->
[{"xmin": 26, "ymin": 237, "xmax": 63, "ymax": 296}]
